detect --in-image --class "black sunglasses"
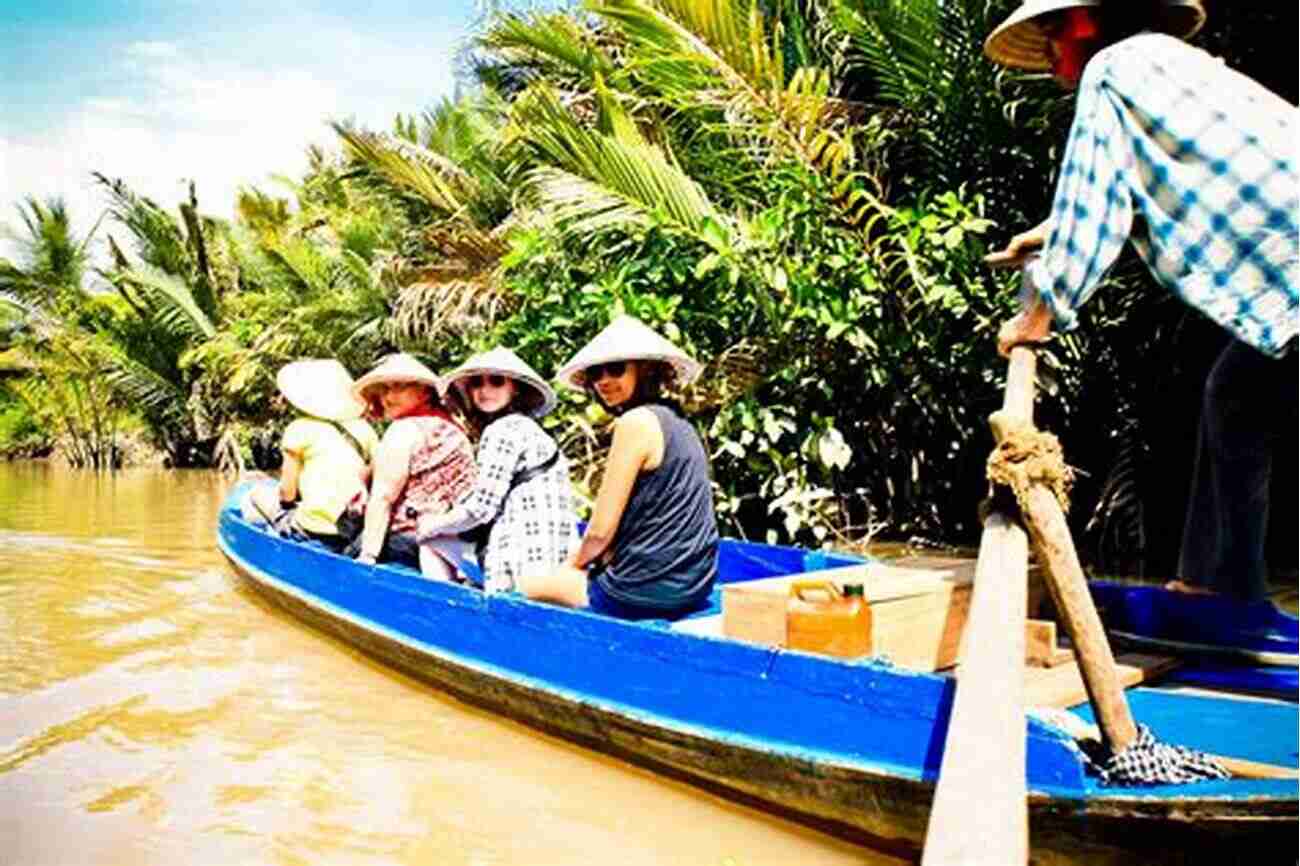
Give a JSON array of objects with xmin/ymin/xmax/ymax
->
[
  {"xmin": 466, "ymin": 373, "xmax": 509, "ymax": 390},
  {"xmin": 586, "ymin": 361, "xmax": 628, "ymax": 382}
]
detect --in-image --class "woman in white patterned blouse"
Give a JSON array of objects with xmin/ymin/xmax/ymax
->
[{"xmin": 417, "ymin": 347, "xmax": 578, "ymax": 593}]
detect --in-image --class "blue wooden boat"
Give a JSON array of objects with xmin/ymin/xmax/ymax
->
[
  {"xmin": 1086, "ymin": 582, "xmax": 1298, "ymax": 699},
  {"xmin": 216, "ymin": 484, "xmax": 1297, "ymax": 864}
]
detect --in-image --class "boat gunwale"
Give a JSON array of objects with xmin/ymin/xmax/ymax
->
[{"xmin": 216, "ymin": 504, "xmax": 1298, "ymax": 827}]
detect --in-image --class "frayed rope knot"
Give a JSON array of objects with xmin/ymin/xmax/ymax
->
[{"xmin": 986, "ymin": 426, "xmax": 1074, "ymax": 515}]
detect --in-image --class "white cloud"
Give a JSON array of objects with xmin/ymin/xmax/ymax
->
[
  {"xmin": 1, "ymin": 31, "xmax": 457, "ymax": 263},
  {"xmin": 126, "ymin": 40, "xmax": 182, "ymax": 60}
]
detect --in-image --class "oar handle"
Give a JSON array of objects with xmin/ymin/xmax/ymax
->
[
  {"xmin": 1003, "ymin": 346, "xmax": 1037, "ymax": 423},
  {"xmin": 996, "ymin": 344, "xmax": 1139, "ymax": 752}
]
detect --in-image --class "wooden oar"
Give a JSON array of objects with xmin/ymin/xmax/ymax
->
[
  {"xmin": 1016, "ymin": 484, "xmax": 1138, "ymax": 752},
  {"xmin": 921, "ymin": 346, "xmax": 1037, "ymax": 866}
]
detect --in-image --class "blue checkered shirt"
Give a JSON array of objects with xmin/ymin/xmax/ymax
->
[{"xmin": 1029, "ymin": 34, "xmax": 1298, "ymax": 357}]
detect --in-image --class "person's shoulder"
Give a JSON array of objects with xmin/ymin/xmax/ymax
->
[
  {"xmin": 491, "ymin": 412, "xmax": 538, "ymax": 433},
  {"xmin": 1094, "ymin": 33, "xmax": 1205, "ymax": 79},
  {"xmin": 341, "ymin": 418, "xmax": 380, "ymax": 447},
  {"xmin": 617, "ymin": 405, "xmax": 662, "ymax": 432},
  {"xmin": 381, "ymin": 417, "xmax": 422, "ymax": 448},
  {"xmin": 479, "ymin": 413, "xmax": 534, "ymax": 446},
  {"xmin": 283, "ymin": 417, "xmax": 326, "ymax": 445}
]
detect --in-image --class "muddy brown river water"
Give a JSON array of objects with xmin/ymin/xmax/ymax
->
[{"xmin": 0, "ymin": 464, "xmax": 901, "ymax": 865}]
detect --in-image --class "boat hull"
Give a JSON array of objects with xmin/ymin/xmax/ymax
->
[{"xmin": 217, "ymin": 493, "xmax": 1297, "ymax": 865}]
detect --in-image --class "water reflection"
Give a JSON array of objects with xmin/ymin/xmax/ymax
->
[{"xmin": 0, "ymin": 464, "xmax": 889, "ymax": 865}]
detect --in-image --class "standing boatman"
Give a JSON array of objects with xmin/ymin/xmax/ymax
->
[{"xmin": 983, "ymin": 0, "xmax": 1298, "ymax": 603}]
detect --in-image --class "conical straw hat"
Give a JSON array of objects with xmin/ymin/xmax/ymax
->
[
  {"xmin": 984, "ymin": 0, "xmax": 1205, "ymax": 71},
  {"xmin": 556, "ymin": 315, "xmax": 702, "ymax": 391},
  {"xmin": 443, "ymin": 347, "xmax": 557, "ymax": 417},
  {"xmin": 352, "ymin": 353, "xmax": 446, "ymax": 401},
  {"xmin": 276, "ymin": 359, "xmax": 367, "ymax": 421}
]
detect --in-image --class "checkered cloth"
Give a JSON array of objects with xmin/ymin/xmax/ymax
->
[
  {"xmin": 1080, "ymin": 723, "xmax": 1230, "ymax": 787},
  {"xmin": 1028, "ymin": 34, "xmax": 1298, "ymax": 358},
  {"xmin": 418, "ymin": 413, "xmax": 577, "ymax": 593}
]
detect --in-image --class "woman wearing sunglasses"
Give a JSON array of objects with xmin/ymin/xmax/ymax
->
[
  {"xmin": 416, "ymin": 347, "xmax": 577, "ymax": 592},
  {"xmin": 525, "ymin": 315, "xmax": 719, "ymax": 621}
]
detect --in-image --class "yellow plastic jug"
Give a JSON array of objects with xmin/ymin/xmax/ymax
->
[{"xmin": 786, "ymin": 580, "xmax": 872, "ymax": 658}]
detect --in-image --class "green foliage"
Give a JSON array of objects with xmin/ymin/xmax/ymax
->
[
  {"xmin": 0, "ymin": 389, "xmax": 50, "ymax": 457},
  {"xmin": 3, "ymin": 1, "xmax": 1290, "ymax": 567}
]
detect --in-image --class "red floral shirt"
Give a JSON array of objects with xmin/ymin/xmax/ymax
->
[{"xmin": 389, "ymin": 413, "xmax": 477, "ymax": 533}]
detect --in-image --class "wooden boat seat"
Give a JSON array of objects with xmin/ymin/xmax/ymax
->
[
  {"xmin": 1024, "ymin": 653, "xmax": 1181, "ymax": 709},
  {"xmin": 671, "ymin": 613, "xmax": 725, "ymax": 637}
]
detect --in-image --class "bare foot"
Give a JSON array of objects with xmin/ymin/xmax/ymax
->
[{"xmin": 1164, "ymin": 579, "xmax": 1218, "ymax": 596}]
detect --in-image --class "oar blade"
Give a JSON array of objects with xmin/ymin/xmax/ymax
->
[{"xmin": 922, "ymin": 511, "xmax": 1029, "ymax": 866}]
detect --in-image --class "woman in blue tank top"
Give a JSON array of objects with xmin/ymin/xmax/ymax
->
[{"xmin": 522, "ymin": 315, "xmax": 719, "ymax": 620}]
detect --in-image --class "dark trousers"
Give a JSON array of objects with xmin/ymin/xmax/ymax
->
[{"xmin": 1177, "ymin": 340, "xmax": 1297, "ymax": 601}]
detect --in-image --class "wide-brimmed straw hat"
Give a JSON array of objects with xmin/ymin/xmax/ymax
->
[
  {"xmin": 556, "ymin": 315, "xmax": 703, "ymax": 391},
  {"xmin": 444, "ymin": 347, "xmax": 558, "ymax": 418},
  {"xmin": 276, "ymin": 359, "xmax": 367, "ymax": 421},
  {"xmin": 984, "ymin": 0, "xmax": 1206, "ymax": 71},
  {"xmin": 352, "ymin": 353, "xmax": 446, "ymax": 402}
]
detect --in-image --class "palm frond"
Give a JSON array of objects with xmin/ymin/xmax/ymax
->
[
  {"xmin": 511, "ymin": 80, "xmax": 730, "ymax": 242},
  {"xmin": 100, "ymin": 349, "xmax": 190, "ymax": 418},
  {"xmin": 590, "ymin": 0, "xmax": 858, "ymax": 176},
  {"xmin": 94, "ymin": 174, "xmax": 193, "ymax": 276},
  {"xmin": 111, "ymin": 264, "xmax": 217, "ymax": 341},
  {"xmin": 334, "ymin": 124, "xmax": 482, "ymax": 220},
  {"xmin": 390, "ymin": 275, "xmax": 514, "ymax": 344},
  {"xmin": 831, "ymin": 0, "xmax": 940, "ymax": 107},
  {"xmin": 266, "ymin": 236, "xmax": 335, "ymax": 295},
  {"xmin": 479, "ymin": 11, "xmax": 617, "ymax": 84},
  {"xmin": 680, "ymin": 335, "xmax": 776, "ymax": 411}
]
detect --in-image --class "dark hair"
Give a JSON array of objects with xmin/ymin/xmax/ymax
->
[
  {"xmin": 455, "ymin": 378, "xmax": 542, "ymax": 438},
  {"xmin": 586, "ymin": 360, "xmax": 685, "ymax": 417}
]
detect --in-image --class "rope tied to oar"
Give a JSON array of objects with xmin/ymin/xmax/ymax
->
[{"xmin": 985, "ymin": 424, "xmax": 1075, "ymax": 517}]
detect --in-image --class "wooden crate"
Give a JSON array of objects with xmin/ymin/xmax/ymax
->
[{"xmin": 721, "ymin": 562, "xmax": 973, "ymax": 671}]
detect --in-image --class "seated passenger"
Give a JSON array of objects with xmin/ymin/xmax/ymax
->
[
  {"xmin": 417, "ymin": 347, "xmax": 578, "ymax": 593},
  {"xmin": 244, "ymin": 359, "xmax": 378, "ymax": 549},
  {"xmin": 522, "ymin": 316, "xmax": 719, "ymax": 620},
  {"xmin": 349, "ymin": 354, "xmax": 477, "ymax": 576}
]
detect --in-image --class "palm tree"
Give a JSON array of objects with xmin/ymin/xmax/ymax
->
[
  {"xmin": 0, "ymin": 197, "xmax": 121, "ymax": 467},
  {"xmin": 92, "ymin": 176, "xmax": 228, "ymax": 466}
]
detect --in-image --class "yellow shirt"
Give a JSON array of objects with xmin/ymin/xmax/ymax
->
[{"xmin": 282, "ymin": 418, "xmax": 379, "ymax": 536}]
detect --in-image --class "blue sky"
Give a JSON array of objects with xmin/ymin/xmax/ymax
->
[{"xmin": 1, "ymin": 0, "xmax": 482, "ymax": 253}]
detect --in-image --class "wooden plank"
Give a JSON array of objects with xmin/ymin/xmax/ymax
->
[
  {"xmin": 887, "ymin": 553, "xmax": 1050, "ymax": 620},
  {"xmin": 923, "ymin": 343, "xmax": 1031, "ymax": 865},
  {"xmin": 671, "ymin": 614, "xmax": 724, "ymax": 637},
  {"xmin": 871, "ymin": 583, "xmax": 971, "ymax": 671},
  {"xmin": 727, "ymin": 562, "xmax": 971, "ymax": 603},
  {"xmin": 1025, "ymin": 619, "xmax": 1075, "ymax": 667},
  {"xmin": 1024, "ymin": 653, "xmax": 1181, "ymax": 709},
  {"xmin": 721, "ymin": 566, "xmax": 973, "ymax": 669},
  {"xmin": 922, "ymin": 510, "xmax": 1029, "ymax": 865}
]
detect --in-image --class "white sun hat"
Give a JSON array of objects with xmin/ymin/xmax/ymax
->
[
  {"xmin": 443, "ymin": 346, "xmax": 558, "ymax": 417},
  {"xmin": 984, "ymin": 0, "xmax": 1205, "ymax": 72},
  {"xmin": 556, "ymin": 315, "xmax": 703, "ymax": 391},
  {"xmin": 351, "ymin": 353, "xmax": 446, "ymax": 402},
  {"xmin": 276, "ymin": 359, "xmax": 367, "ymax": 421}
]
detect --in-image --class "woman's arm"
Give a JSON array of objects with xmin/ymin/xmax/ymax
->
[
  {"xmin": 418, "ymin": 422, "xmax": 526, "ymax": 539},
  {"xmin": 566, "ymin": 408, "xmax": 662, "ymax": 569},
  {"xmin": 278, "ymin": 450, "xmax": 303, "ymax": 506},
  {"xmin": 357, "ymin": 424, "xmax": 416, "ymax": 562}
]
